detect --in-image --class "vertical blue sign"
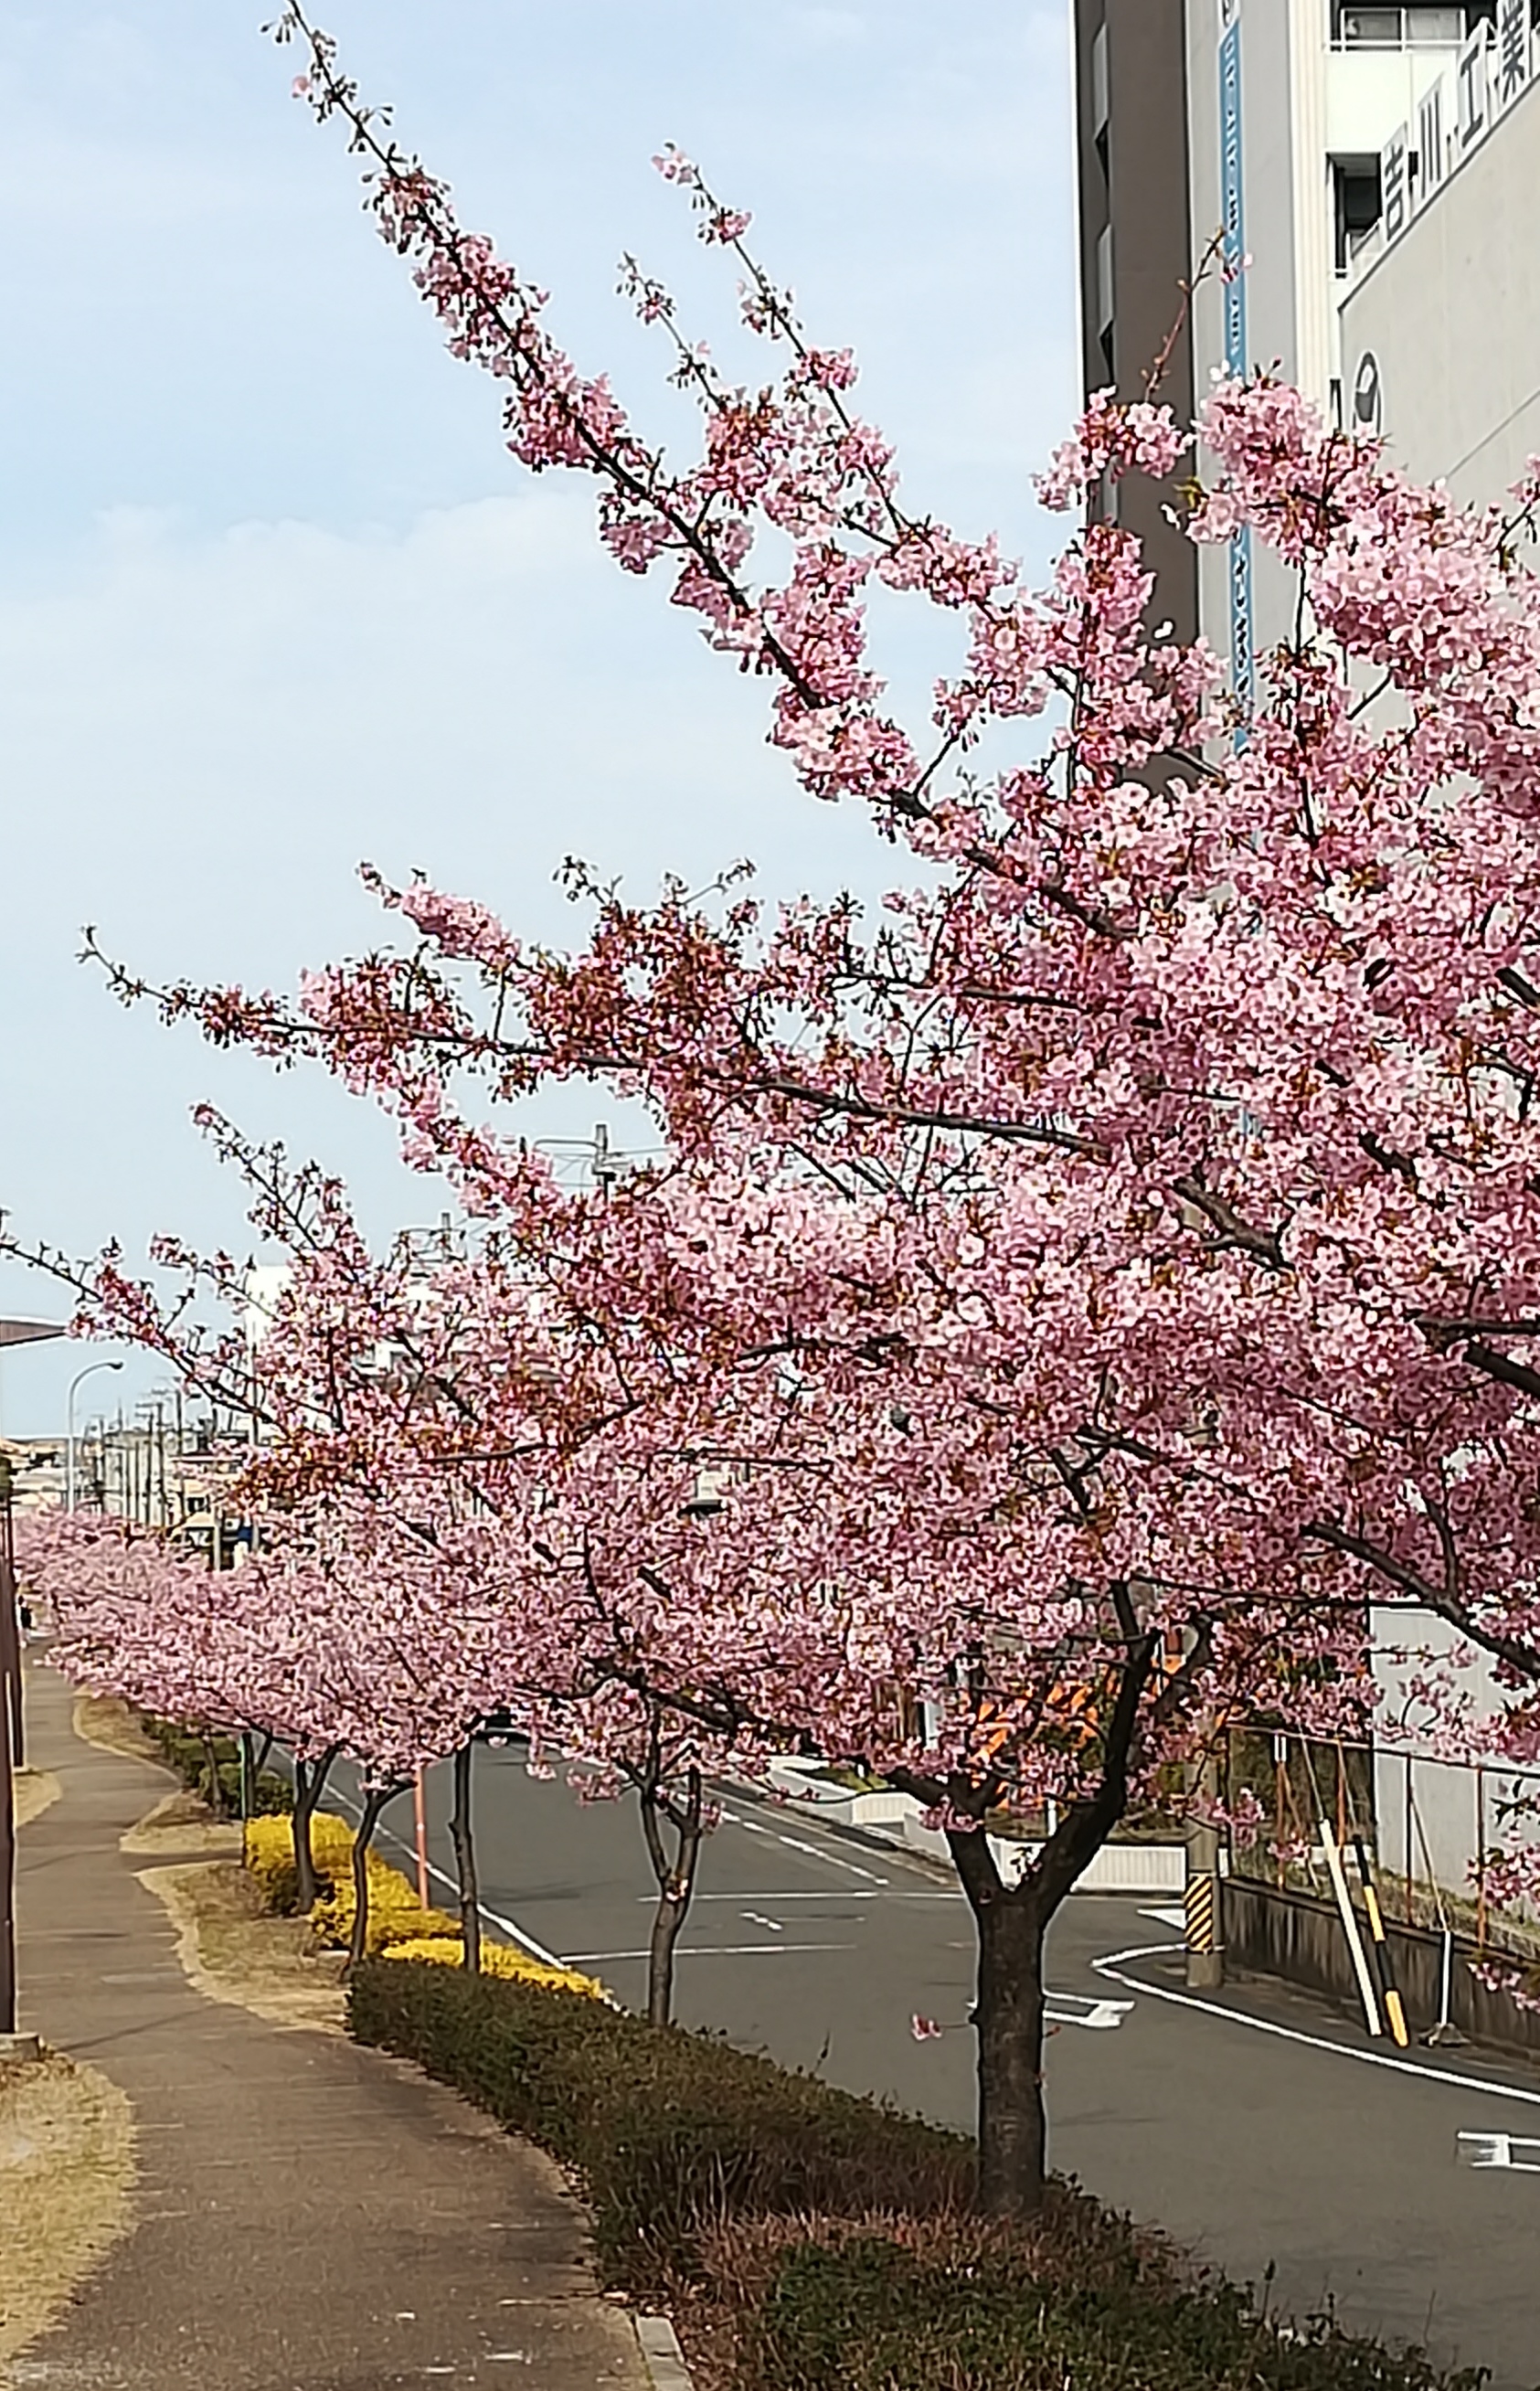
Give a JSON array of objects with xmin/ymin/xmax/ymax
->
[{"xmin": 1218, "ymin": 15, "xmax": 1255, "ymax": 727}]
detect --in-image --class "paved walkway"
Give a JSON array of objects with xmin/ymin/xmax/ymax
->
[{"xmin": 13, "ymin": 1659, "xmax": 647, "ymax": 2391}]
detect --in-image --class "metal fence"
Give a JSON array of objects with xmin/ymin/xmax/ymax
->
[{"xmin": 1229, "ymin": 1727, "xmax": 1540, "ymax": 1961}]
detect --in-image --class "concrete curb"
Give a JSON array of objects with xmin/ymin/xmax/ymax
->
[{"xmin": 634, "ymin": 2314, "xmax": 694, "ymax": 2391}]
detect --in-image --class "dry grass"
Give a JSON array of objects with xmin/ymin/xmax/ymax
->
[
  {"xmin": 121, "ymin": 1787, "xmax": 243, "ymax": 1860},
  {"xmin": 0, "ymin": 2051, "xmax": 134, "ymax": 2379},
  {"xmin": 139, "ymin": 1857, "xmax": 345, "ymax": 2036},
  {"xmin": 70, "ymin": 1694, "xmax": 164, "ymax": 1770},
  {"xmin": 13, "ymin": 1769, "xmax": 60, "ymax": 1830}
]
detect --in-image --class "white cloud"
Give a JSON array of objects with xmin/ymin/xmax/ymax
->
[{"xmin": 0, "ymin": 0, "xmax": 1078, "ymax": 1429}]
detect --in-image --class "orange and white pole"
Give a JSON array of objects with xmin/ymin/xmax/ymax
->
[{"xmin": 413, "ymin": 1766, "xmax": 430, "ymax": 1908}]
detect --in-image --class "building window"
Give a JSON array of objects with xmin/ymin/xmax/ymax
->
[
  {"xmin": 1333, "ymin": 5, "xmax": 1489, "ymax": 42},
  {"xmin": 1333, "ymin": 157, "xmax": 1383, "ymax": 269},
  {"xmin": 1095, "ymin": 221, "xmax": 1114, "ymax": 335}
]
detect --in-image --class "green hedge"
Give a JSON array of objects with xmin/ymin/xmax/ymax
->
[
  {"xmin": 349, "ymin": 1957, "xmax": 973, "ymax": 2283},
  {"xmin": 143, "ymin": 1718, "xmax": 291, "ymax": 1818},
  {"xmin": 348, "ymin": 1961, "xmax": 1483, "ymax": 2389},
  {"xmin": 738, "ymin": 2231, "xmax": 1480, "ymax": 2391}
]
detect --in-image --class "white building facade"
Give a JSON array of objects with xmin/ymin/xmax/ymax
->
[
  {"xmin": 1076, "ymin": 2, "xmax": 1540, "ymax": 1911},
  {"xmin": 1339, "ymin": 15, "xmax": 1540, "ymax": 500},
  {"xmin": 1182, "ymin": 2, "xmax": 1499, "ymax": 687}
]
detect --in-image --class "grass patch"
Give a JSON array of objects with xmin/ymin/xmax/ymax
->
[
  {"xmin": 140, "ymin": 1718, "xmax": 291, "ymax": 1819},
  {"xmin": 346, "ymin": 1961, "xmax": 1484, "ymax": 2389},
  {"xmin": 138, "ymin": 1858, "xmax": 347, "ymax": 2036},
  {"xmin": 0, "ymin": 2051, "xmax": 134, "ymax": 2368},
  {"xmin": 13, "ymin": 1767, "xmax": 61, "ymax": 1830}
]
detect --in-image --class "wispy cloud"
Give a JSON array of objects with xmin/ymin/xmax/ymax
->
[{"xmin": 0, "ymin": 0, "xmax": 1077, "ymax": 1429}]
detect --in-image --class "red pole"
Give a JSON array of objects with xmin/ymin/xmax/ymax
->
[
  {"xmin": 413, "ymin": 1766, "xmax": 430, "ymax": 1909},
  {"xmin": 0, "ymin": 1664, "xmax": 16, "ymax": 2035},
  {"xmin": 0, "ymin": 1460, "xmax": 18, "ymax": 2033}
]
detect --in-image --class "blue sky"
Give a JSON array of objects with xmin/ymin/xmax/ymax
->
[{"xmin": 0, "ymin": 0, "xmax": 1077, "ymax": 1432}]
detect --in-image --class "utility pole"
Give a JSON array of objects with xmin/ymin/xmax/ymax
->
[
  {"xmin": 592, "ymin": 1121, "xmax": 620, "ymax": 1196},
  {"xmin": 0, "ymin": 1453, "xmax": 26, "ymax": 1771}
]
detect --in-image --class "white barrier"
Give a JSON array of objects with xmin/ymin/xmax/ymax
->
[{"xmin": 758, "ymin": 1759, "xmax": 1187, "ymax": 1894}]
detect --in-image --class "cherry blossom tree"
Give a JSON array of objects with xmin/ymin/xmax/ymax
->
[
  {"xmin": 251, "ymin": 18, "xmax": 1540, "ymax": 1840},
  {"xmin": 18, "ymin": 3, "xmax": 1540, "ymax": 2208},
  {"xmin": 15, "ymin": 1096, "xmax": 1371, "ymax": 2203}
]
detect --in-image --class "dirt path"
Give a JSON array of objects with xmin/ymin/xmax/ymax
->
[{"xmin": 13, "ymin": 1659, "xmax": 648, "ymax": 2390}]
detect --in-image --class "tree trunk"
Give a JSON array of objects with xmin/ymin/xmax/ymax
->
[
  {"xmin": 200, "ymin": 1730, "xmax": 228, "ymax": 1818},
  {"xmin": 292, "ymin": 1759, "xmax": 316, "ymax": 1910},
  {"xmin": 973, "ymin": 1879, "xmax": 1049, "ymax": 2212},
  {"xmin": 449, "ymin": 1741, "xmax": 482, "ymax": 1974},
  {"xmin": 346, "ymin": 1784, "xmax": 392, "ymax": 1973},
  {"xmin": 240, "ymin": 1730, "xmax": 274, "ymax": 1820},
  {"xmin": 646, "ymin": 1825, "xmax": 701, "ymax": 2028},
  {"xmin": 646, "ymin": 1866, "xmax": 693, "ymax": 2027},
  {"xmin": 640, "ymin": 1762, "xmax": 703, "ymax": 2027},
  {"xmin": 947, "ymin": 1824, "xmax": 1050, "ymax": 2212},
  {"xmin": 290, "ymin": 1748, "xmax": 336, "ymax": 1913}
]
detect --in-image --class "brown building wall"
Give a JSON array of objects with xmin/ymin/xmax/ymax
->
[{"xmin": 1071, "ymin": 0, "xmax": 1198, "ymax": 643}]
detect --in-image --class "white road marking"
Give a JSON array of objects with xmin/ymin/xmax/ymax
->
[
  {"xmin": 565, "ymin": 1943, "xmax": 854, "ymax": 1963},
  {"xmin": 1458, "ymin": 2131, "xmax": 1540, "ymax": 2172},
  {"xmin": 1095, "ymin": 1941, "xmax": 1540, "ymax": 2112},
  {"xmin": 1047, "ymin": 1992, "xmax": 1135, "ymax": 2030},
  {"xmin": 741, "ymin": 1911, "xmax": 783, "ymax": 1931},
  {"xmin": 718, "ymin": 1805, "xmax": 889, "ymax": 1883},
  {"xmin": 648, "ymin": 1889, "xmax": 866, "ymax": 1901},
  {"xmin": 911, "ymin": 1995, "xmax": 1132, "ymax": 2037},
  {"xmin": 648, "ymin": 1889, "xmax": 956, "ymax": 1903},
  {"xmin": 326, "ymin": 1780, "xmax": 569, "ymax": 1972},
  {"xmin": 1141, "ymin": 1906, "xmax": 1189, "ymax": 1931}
]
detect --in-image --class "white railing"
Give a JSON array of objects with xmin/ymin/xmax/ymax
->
[{"xmin": 1334, "ymin": 6, "xmax": 1465, "ymax": 48}]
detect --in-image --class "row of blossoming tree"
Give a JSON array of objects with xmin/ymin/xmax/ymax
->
[{"xmin": 13, "ymin": 4, "xmax": 1540, "ymax": 2214}]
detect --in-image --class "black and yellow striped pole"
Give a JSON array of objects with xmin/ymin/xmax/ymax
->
[
  {"xmin": 1184, "ymin": 1822, "xmax": 1224, "ymax": 1988},
  {"xmin": 1351, "ymin": 1835, "xmax": 1409, "ymax": 2048},
  {"xmin": 1184, "ymin": 1869, "xmax": 1220, "ymax": 1965}
]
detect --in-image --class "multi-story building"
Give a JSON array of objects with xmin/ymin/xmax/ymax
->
[
  {"xmin": 1070, "ymin": 0, "xmax": 1200, "ymax": 640},
  {"xmin": 1072, "ymin": 1, "xmax": 1540, "ymax": 1916},
  {"xmin": 1338, "ymin": 9, "xmax": 1540, "ymax": 503},
  {"xmin": 1072, "ymin": 4, "xmax": 1527, "ymax": 680}
]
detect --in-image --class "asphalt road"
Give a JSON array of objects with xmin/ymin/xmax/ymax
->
[{"xmin": 329, "ymin": 1748, "xmax": 1540, "ymax": 2389}]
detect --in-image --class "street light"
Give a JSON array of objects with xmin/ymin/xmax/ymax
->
[{"xmin": 67, "ymin": 1361, "xmax": 123, "ymax": 1514}]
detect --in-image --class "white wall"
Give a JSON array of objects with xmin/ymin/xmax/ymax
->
[
  {"xmin": 1373, "ymin": 1608, "xmax": 1540, "ymax": 1915},
  {"xmin": 1340, "ymin": 74, "xmax": 1540, "ymax": 504}
]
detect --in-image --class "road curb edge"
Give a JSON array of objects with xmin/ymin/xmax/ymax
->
[{"xmin": 634, "ymin": 2313, "xmax": 694, "ymax": 2391}]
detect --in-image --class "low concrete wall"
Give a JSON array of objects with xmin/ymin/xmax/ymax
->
[
  {"xmin": 900, "ymin": 1812, "xmax": 1186, "ymax": 1894},
  {"xmin": 757, "ymin": 1760, "xmax": 1188, "ymax": 1893},
  {"xmin": 1225, "ymin": 1877, "xmax": 1540, "ymax": 2063},
  {"xmin": 759, "ymin": 1761, "xmax": 918, "ymax": 1829}
]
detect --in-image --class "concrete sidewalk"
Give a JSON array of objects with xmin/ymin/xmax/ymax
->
[{"xmin": 12, "ymin": 1659, "xmax": 648, "ymax": 2391}]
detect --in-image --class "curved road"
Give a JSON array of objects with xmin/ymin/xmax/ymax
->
[{"xmin": 334, "ymin": 1747, "xmax": 1539, "ymax": 2388}]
